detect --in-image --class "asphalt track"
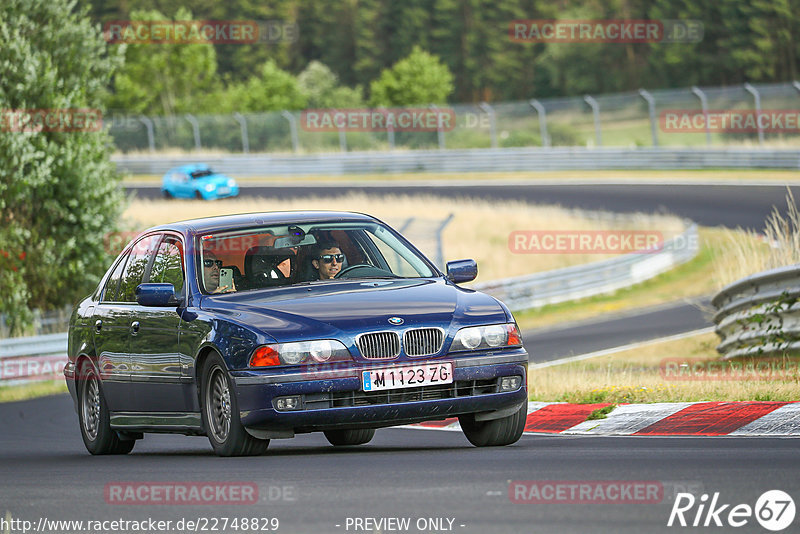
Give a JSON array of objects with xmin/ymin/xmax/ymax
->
[
  {"xmin": 2, "ymin": 394, "xmax": 800, "ymax": 534},
  {"xmin": 3, "ymin": 183, "xmax": 794, "ymax": 533},
  {"xmin": 522, "ymin": 297, "xmax": 713, "ymax": 363},
  {"xmin": 130, "ymin": 182, "xmax": 800, "ymax": 230}
]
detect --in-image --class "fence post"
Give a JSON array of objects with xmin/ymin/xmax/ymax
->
[
  {"xmin": 638, "ymin": 89, "xmax": 659, "ymax": 147},
  {"xmin": 380, "ymin": 107, "xmax": 395, "ymax": 149},
  {"xmin": 691, "ymin": 86, "xmax": 712, "ymax": 146},
  {"xmin": 478, "ymin": 102, "xmax": 498, "ymax": 148},
  {"xmin": 139, "ymin": 116, "xmax": 155, "ymax": 152},
  {"xmin": 529, "ymin": 99, "xmax": 550, "ymax": 147},
  {"xmin": 743, "ymin": 83, "xmax": 764, "ymax": 146},
  {"xmin": 280, "ymin": 111, "xmax": 300, "ymax": 153},
  {"xmin": 430, "ymin": 104, "xmax": 446, "ymax": 149},
  {"xmin": 338, "ymin": 124, "xmax": 347, "ymax": 152},
  {"xmin": 184, "ymin": 113, "xmax": 201, "ymax": 150},
  {"xmin": 583, "ymin": 95, "xmax": 602, "ymax": 147},
  {"xmin": 233, "ymin": 113, "xmax": 250, "ymax": 153},
  {"xmin": 435, "ymin": 213, "xmax": 454, "ymax": 269}
]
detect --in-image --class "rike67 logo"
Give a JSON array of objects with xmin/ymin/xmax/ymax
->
[{"xmin": 668, "ymin": 490, "xmax": 795, "ymax": 531}]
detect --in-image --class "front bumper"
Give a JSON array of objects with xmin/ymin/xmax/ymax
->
[{"xmin": 231, "ymin": 349, "xmax": 528, "ymax": 433}]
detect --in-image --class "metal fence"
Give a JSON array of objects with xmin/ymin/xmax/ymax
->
[
  {"xmin": 109, "ymin": 82, "xmax": 800, "ymax": 154},
  {"xmin": 713, "ymin": 264, "xmax": 800, "ymax": 359}
]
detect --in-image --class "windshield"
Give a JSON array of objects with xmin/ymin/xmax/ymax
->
[
  {"xmin": 190, "ymin": 169, "xmax": 214, "ymax": 179},
  {"xmin": 197, "ymin": 221, "xmax": 437, "ymax": 294}
]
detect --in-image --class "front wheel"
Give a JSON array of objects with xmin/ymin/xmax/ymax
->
[
  {"xmin": 459, "ymin": 403, "xmax": 527, "ymax": 447},
  {"xmin": 323, "ymin": 428, "xmax": 375, "ymax": 446},
  {"xmin": 201, "ymin": 354, "xmax": 269, "ymax": 456},
  {"xmin": 78, "ymin": 363, "xmax": 135, "ymax": 455}
]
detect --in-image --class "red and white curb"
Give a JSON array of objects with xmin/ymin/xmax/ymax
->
[{"xmin": 408, "ymin": 401, "xmax": 800, "ymax": 436}]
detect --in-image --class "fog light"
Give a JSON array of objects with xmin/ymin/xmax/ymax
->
[
  {"xmin": 275, "ymin": 396, "xmax": 302, "ymax": 411},
  {"xmin": 500, "ymin": 376, "xmax": 522, "ymax": 391}
]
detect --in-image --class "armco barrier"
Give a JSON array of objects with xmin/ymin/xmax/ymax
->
[
  {"xmin": 473, "ymin": 223, "xmax": 699, "ymax": 311},
  {"xmin": 712, "ymin": 264, "xmax": 800, "ymax": 359},
  {"xmin": 112, "ymin": 147, "xmax": 800, "ymax": 176},
  {"xmin": 0, "ymin": 332, "xmax": 68, "ymax": 386}
]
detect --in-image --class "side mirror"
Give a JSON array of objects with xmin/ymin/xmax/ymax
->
[
  {"xmin": 135, "ymin": 283, "xmax": 178, "ymax": 306},
  {"xmin": 446, "ymin": 259, "xmax": 477, "ymax": 283}
]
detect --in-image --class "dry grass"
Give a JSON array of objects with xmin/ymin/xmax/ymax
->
[
  {"xmin": 124, "ymin": 194, "xmax": 684, "ymax": 282},
  {"xmin": 529, "ymin": 331, "xmax": 800, "ymax": 403},
  {"xmin": 0, "ymin": 380, "xmax": 67, "ymax": 403},
  {"xmin": 712, "ymin": 190, "xmax": 800, "ymax": 289}
]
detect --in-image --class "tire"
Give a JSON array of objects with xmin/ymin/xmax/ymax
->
[
  {"xmin": 201, "ymin": 353, "xmax": 269, "ymax": 456},
  {"xmin": 323, "ymin": 428, "xmax": 375, "ymax": 446},
  {"xmin": 161, "ymin": 189, "xmax": 172, "ymax": 199},
  {"xmin": 77, "ymin": 363, "xmax": 135, "ymax": 455},
  {"xmin": 459, "ymin": 402, "xmax": 527, "ymax": 447},
  {"xmin": 195, "ymin": 191, "xmax": 204, "ymax": 200}
]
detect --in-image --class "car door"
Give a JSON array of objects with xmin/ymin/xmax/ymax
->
[
  {"xmin": 92, "ymin": 233, "xmax": 161, "ymax": 412},
  {"xmin": 127, "ymin": 233, "xmax": 188, "ymax": 413}
]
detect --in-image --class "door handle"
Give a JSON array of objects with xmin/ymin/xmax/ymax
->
[
  {"xmin": 130, "ymin": 321, "xmax": 140, "ymax": 334},
  {"xmin": 94, "ymin": 319, "xmax": 102, "ymax": 332}
]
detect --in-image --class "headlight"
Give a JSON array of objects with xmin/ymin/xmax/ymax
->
[
  {"xmin": 250, "ymin": 339, "xmax": 351, "ymax": 367},
  {"xmin": 227, "ymin": 179, "xmax": 236, "ymax": 187},
  {"xmin": 204, "ymin": 183, "xmax": 215, "ymax": 192},
  {"xmin": 450, "ymin": 323, "xmax": 522, "ymax": 352}
]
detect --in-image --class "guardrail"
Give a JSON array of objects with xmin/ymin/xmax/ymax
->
[
  {"xmin": 474, "ymin": 223, "xmax": 699, "ymax": 311},
  {"xmin": 112, "ymin": 147, "xmax": 800, "ymax": 176},
  {"xmin": 712, "ymin": 265, "xmax": 800, "ymax": 359},
  {"xmin": 0, "ymin": 332, "xmax": 68, "ymax": 386}
]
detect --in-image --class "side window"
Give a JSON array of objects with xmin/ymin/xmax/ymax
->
[
  {"xmin": 101, "ymin": 257, "xmax": 127, "ymax": 302},
  {"xmin": 150, "ymin": 237, "xmax": 185, "ymax": 293},
  {"xmin": 118, "ymin": 235, "xmax": 160, "ymax": 303}
]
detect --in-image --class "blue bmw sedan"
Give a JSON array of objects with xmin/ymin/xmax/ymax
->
[{"xmin": 65, "ymin": 212, "xmax": 529, "ymax": 456}]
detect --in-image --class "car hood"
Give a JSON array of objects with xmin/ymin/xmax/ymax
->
[{"xmin": 199, "ymin": 278, "xmax": 508, "ymax": 342}]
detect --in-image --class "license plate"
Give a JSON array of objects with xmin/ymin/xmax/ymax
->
[
  {"xmin": 362, "ymin": 362, "xmax": 453, "ymax": 392},
  {"xmin": 218, "ymin": 187, "xmax": 230, "ymax": 194}
]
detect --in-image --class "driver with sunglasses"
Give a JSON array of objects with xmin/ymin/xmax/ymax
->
[
  {"xmin": 202, "ymin": 250, "xmax": 236, "ymax": 293},
  {"xmin": 311, "ymin": 241, "xmax": 345, "ymax": 280}
]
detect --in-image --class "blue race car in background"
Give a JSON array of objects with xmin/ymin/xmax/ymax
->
[{"xmin": 161, "ymin": 164, "xmax": 239, "ymax": 200}]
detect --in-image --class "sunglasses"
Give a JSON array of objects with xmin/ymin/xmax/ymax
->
[
  {"xmin": 203, "ymin": 259, "xmax": 223, "ymax": 268},
  {"xmin": 318, "ymin": 254, "xmax": 344, "ymax": 264}
]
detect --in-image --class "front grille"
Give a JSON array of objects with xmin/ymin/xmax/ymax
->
[
  {"xmin": 404, "ymin": 328, "xmax": 444, "ymax": 357},
  {"xmin": 302, "ymin": 378, "xmax": 499, "ymax": 410},
  {"xmin": 357, "ymin": 331, "xmax": 400, "ymax": 359}
]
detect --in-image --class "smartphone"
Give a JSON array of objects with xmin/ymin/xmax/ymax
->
[{"xmin": 219, "ymin": 268, "xmax": 233, "ymax": 290}]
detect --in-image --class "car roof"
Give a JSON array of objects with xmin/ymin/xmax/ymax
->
[
  {"xmin": 169, "ymin": 163, "xmax": 212, "ymax": 174},
  {"xmin": 148, "ymin": 211, "xmax": 380, "ymax": 235}
]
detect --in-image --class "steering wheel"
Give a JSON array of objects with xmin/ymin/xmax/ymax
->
[{"xmin": 334, "ymin": 264, "xmax": 373, "ymax": 279}]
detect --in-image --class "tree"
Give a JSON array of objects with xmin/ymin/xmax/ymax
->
[
  {"xmin": 224, "ymin": 59, "xmax": 307, "ymax": 112},
  {"xmin": 0, "ymin": 0, "xmax": 125, "ymax": 332},
  {"xmin": 369, "ymin": 46, "xmax": 454, "ymax": 106},
  {"xmin": 298, "ymin": 61, "xmax": 364, "ymax": 108},
  {"xmin": 108, "ymin": 8, "xmax": 220, "ymax": 116}
]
